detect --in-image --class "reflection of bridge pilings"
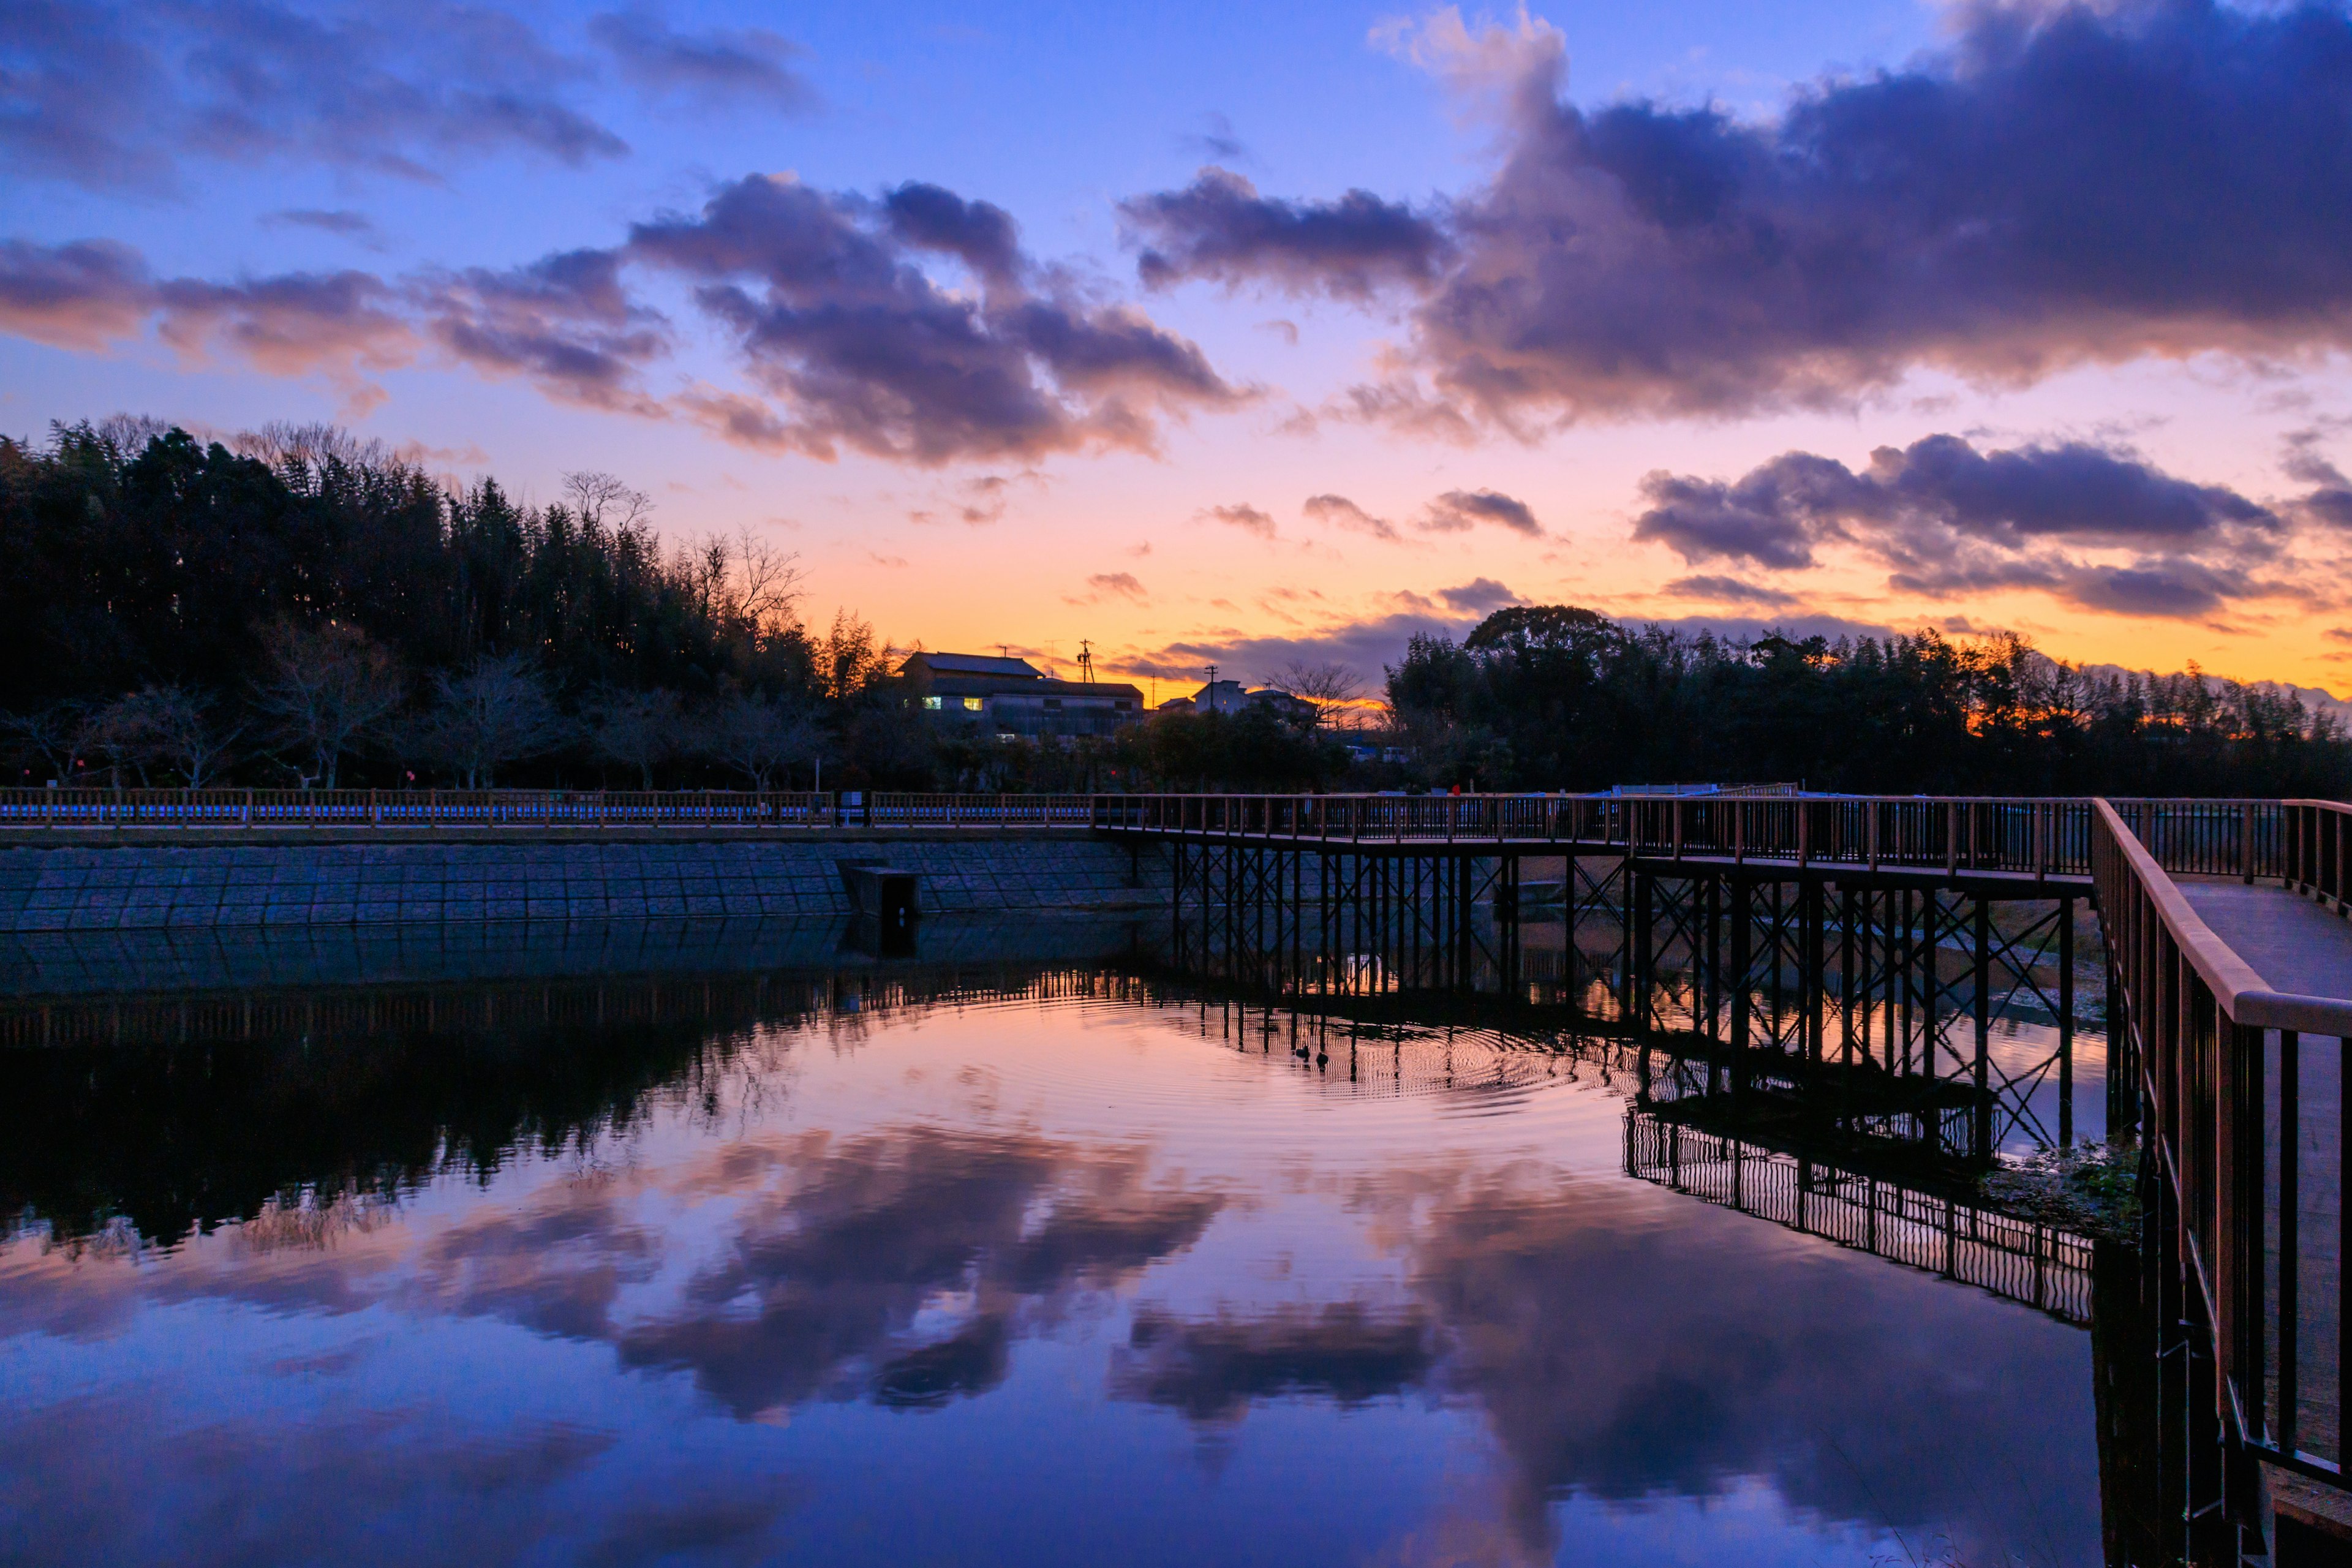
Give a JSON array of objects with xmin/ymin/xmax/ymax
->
[{"xmin": 1164, "ymin": 845, "xmax": 2089, "ymax": 1162}]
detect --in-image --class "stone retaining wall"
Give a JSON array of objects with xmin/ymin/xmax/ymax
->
[{"xmin": 0, "ymin": 834, "xmax": 1167, "ymax": 931}]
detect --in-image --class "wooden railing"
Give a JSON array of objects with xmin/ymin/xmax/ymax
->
[
  {"xmin": 1096, "ymin": 793, "xmax": 2286, "ymax": 881},
  {"xmin": 2093, "ymin": 797, "xmax": 2352, "ymax": 1485}
]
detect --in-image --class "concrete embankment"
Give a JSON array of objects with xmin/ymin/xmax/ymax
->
[{"xmin": 0, "ymin": 829, "xmax": 1169, "ymax": 931}]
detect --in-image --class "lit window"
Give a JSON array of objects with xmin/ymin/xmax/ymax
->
[
  {"xmin": 922, "ymin": 696, "xmax": 941, "ymax": 710},
  {"xmin": 963, "ymin": 696, "xmax": 984, "ymax": 710}
]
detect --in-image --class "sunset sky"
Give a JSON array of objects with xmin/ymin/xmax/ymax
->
[{"xmin": 7, "ymin": 0, "xmax": 2352, "ymax": 693}]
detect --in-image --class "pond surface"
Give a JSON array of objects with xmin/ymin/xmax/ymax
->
[{"xmin": 0, "ymin": 925, "xmax": 2102, "ymax": 1567}]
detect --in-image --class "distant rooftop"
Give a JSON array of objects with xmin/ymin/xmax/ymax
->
[{"xmin": 900, "ymin": 652, "xmax": 1046, "ymax": 680}]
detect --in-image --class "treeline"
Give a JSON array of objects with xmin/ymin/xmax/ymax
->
[
  {"xmin": 0, "ymin": 420, "xmax": 1348, "ymax": 793},
  {"xmin": 4, "ymin": 421, "xmax": 2338, "ymax": 796},
  {"xmin": 1386, "ymin": 606, "xmax": 2352, "ymax": 796}
]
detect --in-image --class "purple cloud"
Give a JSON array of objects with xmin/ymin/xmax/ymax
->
[
  {"xmin": 2, "ymin": 0, "xmax": 630, "ymax": 193},
  {"xmin": 1634, "ymin": 434, "xmax": 2295, "ymax": 619},
  {"xmin": 1, "ymin": 170, "xmax": 1237, "ymax": 462},
  {"xmin": 587, "ymin": 7, "xmax": 813, "ymax": 111},
  {"xmin": 1125, "ymin": 0, "xmax": 2352, "ymax": 426},
  {"xmin": 1438, "ymin": 578, "xmax": 1521, "ymax": 612},
  {"xmin": 1423, "ymin": 488, "xmax": 1540, "ymax": 535},
  {"xmin": 1302, "ymin": 493, "xmax": 1400, "ymax": 541},
  {"xmin": 0, "ymin": 238, "xmax": 151, "ymax": 349},
  {"xmin": 629, "ymin": 175, "xmax": 1236, "ymax": 462},
  {"xmin": 1197, "ymin": 502, "xmax": 1275, "ymax": 537},
  {"xmin": 1123, "ymin": 167, "xmax": 1450, "ymax": 299}
]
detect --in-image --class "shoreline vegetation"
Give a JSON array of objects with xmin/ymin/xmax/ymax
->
[{"xmin": 4, "ymin": 419, "xmax": 2345, "ymax": 799}]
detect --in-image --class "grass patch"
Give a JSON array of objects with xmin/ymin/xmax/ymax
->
[{"xmin": 1980, "ymin": 1139, "xmax": 2141, "ymax": 1243}]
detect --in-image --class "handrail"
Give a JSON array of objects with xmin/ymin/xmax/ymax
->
[{"xmin": 2092, "ymin": 795, "xmax": 2351, "ymax": 1496}]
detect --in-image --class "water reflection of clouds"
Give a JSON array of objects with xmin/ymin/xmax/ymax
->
[
  {"xmin": 0, "ymin": 1007, "xmax": 2100, "ymax": 1567},
  {"xmin": 613, "ymin": 1126, "xmax": 1227, "ymax": 1417},
  {"xmin": 1109, "ymin": 1162, "xmax": 2095, "ymax": 1565}
]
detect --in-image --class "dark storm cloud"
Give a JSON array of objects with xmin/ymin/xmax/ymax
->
[
  {"xmin": 1127, "ymin": 0, "xmax": 2352, "ymax": 425},
  {"xmin": 1, "ymin": 0, "xmax": 630, "ymax": 193},
  {"xmin": 628, "ymin": 174, "xmax": 1237, "ymax": 462},
  {"xmin": 1122, "ymin": 167, "xmax": 1451, "ymax": 298},
  {"xmin": 1423, "ymin": 487, "xmax": 1540, "ymax": 535},
  {"xmin": 587, "ymin": 6, "xmax": 813, "ymax": 111},
  {"xmin": 1632, "ymin": 433, "xmax": 2288, "ymax": 619}
]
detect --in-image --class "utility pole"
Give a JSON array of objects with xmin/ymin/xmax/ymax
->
[
  {"xmin": 1078, "ymin": 640, "xmax": 1095, "ymax": 683},
  {"xmin": 1205, "ymin": 663, "xmax": 1218, "ymax": 712}
]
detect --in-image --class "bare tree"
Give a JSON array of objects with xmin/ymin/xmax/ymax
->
[
  {"xmin": 0, "ymin": 700, "xmax": 88, "ymax": 783},
  {"xmin": 93, "ymin": 413, "xmax": 172, "ymax": 459},
  {"xmin": 723, "ymin": 526, "xmax": 804, "ymax": 637},
  {"xmin": 1269, "ymin": 660, "xmax": 1367, "ymax": 728},
  {"xmin": 698, "ymin": 693, "xmax": 823, "ymax": 790},
  {"xmin": 562, "ymin": 470, "xmax": 652, "ymax": 530},
  {"xmin": 232, "ymin": 421, "xmax": 391, "ymax": 473},
  {"xmin": 251, "ymin": 622, "xmax": 405, "ymax": 787},
  {"xmin": 412, "ymin": 655, "xmax": 570, "ymax": 788},
  {"xmin": 588, "ymin": 688, "xmax": 685, "ymax": 788},
  {"xmin": 80, "ymin": 688, "xmax": 241, "ymax": 786}
]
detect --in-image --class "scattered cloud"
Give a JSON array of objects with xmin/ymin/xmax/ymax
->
[
  {"xmin": 1437, "ymin": 578, "xmax": 1520, "ymax": 612},
  {"xmin": 413, "ymin": 247, "xmax": 669, "ymax": 412},
  {"xmin": 631, "ymin": 174, "xmax": 1238, "ymax": 462},
  {"xmin": 1197, "ymin": 502, "xmax": 1275, "ymax": 538},
  {"xmin": 1422, "ymin": 488, "xmax": 1539, "ymax": 535},
  {"xmin": 1084, "ymin": 571, "xmax": 1147, "ymax": 601},
  {"xmin": 1663, "ymin": 575, "xmax": 1803, "ymax": 609},
  {"xmin": 1123, "ymin": 167, "xmax": 1450, "ymax": 299},
  {"xmin": 1301, "ymin": 492, "xmax": 1398, "ymax": 541},
  {"xmin": 1, "ymin": 0, "xmax": 627, "ymax": 194},
  {"xmin": 261, "ymin": 209, "xmax": 383, "ymax": 243},
  {"xmin": 2285, "ymin": 428, "xmax": 2352, "ymax": 529},
  {"xmin": 0, "ymin": 238, "xmax": 152, "ymax": 350},
  {"xmin": 1175, "ymin": 111, "xmax": 1248, "ymax": 163},
  {"xmin": 587, "ymin": 7, "xmax": 815, "ymax": 111},
  {"xmin": 0, "ymin": 171, "xmax": 1238, "ymax": 463},
  {"xmin": 1634, "ymin": 433, "xmax": 2300, "ymax": 619}
]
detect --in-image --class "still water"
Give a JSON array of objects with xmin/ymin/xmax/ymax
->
[{"xmin": 0, "ymin": 921, "xmax": 2100, "ymax": 1567}]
